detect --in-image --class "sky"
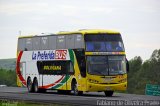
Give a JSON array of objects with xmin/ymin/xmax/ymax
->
[{"xmin": 0, "ymin": 0, "xmax": 160, "ymax": 61}]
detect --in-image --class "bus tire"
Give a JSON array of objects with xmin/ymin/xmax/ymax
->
[
  {"xmin": 58, "ymin": 90, "xmax": 71, "ymax": 95},
  {"xmin": 65, "ymin": 90, "xmax": 71, "ymax": 95},
  {"xmin": 104, "ymin": 91, "xmax": 114, "ymax": 97},
  {"xmin": 33, "ymin": 78, "xmax": 38, "ymax": 93},
  {"xmin": 27, "ymin": 77, "xmax": 33, "ymax": 93},
  {"xmin": 38, "ymin": 88, "xmax": 46, "ymax": 93},
  {"xmin": 57, "ymin": 90, "xmax": 65, "ymax": 94},
  {"xmin": 72, "ymin": 80, "xmax": 83, "ymax": 96}
]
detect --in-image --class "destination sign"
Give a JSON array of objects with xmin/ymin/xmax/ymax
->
[{"xmin": 32, "ymin": 50, "xmax": 68, "ymax": 60}]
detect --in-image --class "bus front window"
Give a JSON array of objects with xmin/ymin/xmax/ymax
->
[
  {"xmin": 87, "ymin": 56, "xmax": 108, "ymax": 75},
  {"xmin": 108, "ymin": 56, "xmax": 126, "ymax": 75},
  {"xmin": 86, "ymin": 42, "xmax": 106, "ymax": 51},
  {"xmin": 87, "ymin": 56, "xmax": 126, "ymax": 76},
  {"xmin": 106, "ymin": 41, "xmax": 124, "ymax": 51},
  {"xmin": 85, "ymin": 34, "xmax": 125, "ymax": 52}
]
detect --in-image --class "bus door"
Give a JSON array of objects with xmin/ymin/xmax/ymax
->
[
  {"xmin": 66, "ymin": 61, "xmax": 74, "ymax": 90},
  {"xmin": 36, "ymin": 61, "xmax": 43, "ymax": 87}
]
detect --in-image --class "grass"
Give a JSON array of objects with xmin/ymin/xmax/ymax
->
[{"xmin": 0, "ymin": 99, "xmax": 70, "ymax": 106}]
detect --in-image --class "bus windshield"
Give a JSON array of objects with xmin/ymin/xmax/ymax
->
[
  {"xmin": 87, "ymin": 56, "xmax": 126, "ymax": 76},
  {"xmin": 85, "ymin": 34, "xmax": 124, "ymax": 52}
]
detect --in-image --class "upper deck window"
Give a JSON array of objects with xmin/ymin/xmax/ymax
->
[{"xmin": 85, "ymin": 34, "xmax": 124, "ymax": 52}]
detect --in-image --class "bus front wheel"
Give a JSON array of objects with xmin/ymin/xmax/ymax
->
[
  {"xmin": 104, "ymin": 91, "xmax": 114, "ymax": 97},
  {"xmin": 72, "ymin": 81, "xmax": 83, "ymax": 96}
]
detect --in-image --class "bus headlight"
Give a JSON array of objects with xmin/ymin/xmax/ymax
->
[{"xmin": 119, "ymin": 78, "xmax": 127, "ymax": 83}]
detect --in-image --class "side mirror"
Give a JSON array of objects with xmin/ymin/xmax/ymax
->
[{"xmin": 126, "ymin": 58, "xmax": 129, "ymax": 72}]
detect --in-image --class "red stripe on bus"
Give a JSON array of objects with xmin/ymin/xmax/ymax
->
[
  {"xmin": 39, "ymin": 75, "xmax": 64, "ymax": 89},
  {"xmin": 16, "ymin": 51, "xmax": 27, "ymax": 86}
]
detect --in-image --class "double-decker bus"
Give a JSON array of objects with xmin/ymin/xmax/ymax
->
[{"xmin": 16, "ymin": 29, "xmax": 129, "ymax": 96}]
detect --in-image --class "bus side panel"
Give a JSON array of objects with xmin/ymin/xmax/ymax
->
[
  {"xmin": 66, "ymin": 75, "xmax": 74, "ymax": 90},
  {"xmin": 16, "ymin": 50, "xmax": 22, "ymax": 87},
  {"xmin": 80, "ymin": 78, "xmax": 87, "ymax": 91},
  {"xmin": 42, "ymin": 75, "xmax": 65, "ymax": 89},
  {"xmin": 73, "ymin": 53, "xmax": 87, "ymax": 92},
  {"xmin": 25, "ymin": 61, "xmax": 39, "ymax": 86},
  {"xmin": 17, "ymin": 75, "xmax": 22, "ymax": 87},
  {"xmin": 39, "ymin": 75, "xmax": 43, "ymax": 87}
]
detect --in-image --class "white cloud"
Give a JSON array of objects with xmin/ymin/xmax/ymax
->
[
  {"xmin": 0, "ymin": 2, "xmax": 49, "ymax": 15},
  {"xmin": 0, "ymin": 1, "xmax": 116, "ymax": 16}
]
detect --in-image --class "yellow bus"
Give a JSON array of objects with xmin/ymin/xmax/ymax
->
[{"xmin": 16, "ymin": 29, "xmax": 128, "ymax": 96}]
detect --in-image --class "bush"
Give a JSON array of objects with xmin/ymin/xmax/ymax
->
[{"xmin": 0, "ymin": 68, "xmax": 17, "ymax": 86}]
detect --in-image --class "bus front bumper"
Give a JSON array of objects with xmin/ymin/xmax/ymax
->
[{"xmin": 87, "ymin": 82, "xmax": 127, "ymax": 92}]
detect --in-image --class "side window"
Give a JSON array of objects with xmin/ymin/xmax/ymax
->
[
  {"xmin": 32, "ymin": 37, "xmax": 40, "ymax": 50},
  {"xmin": 48, "ymin": 36, "xmax": 57, "ymax": 49},
  {"xmin": 41, "ymin": 37, "xmax": 48, "ymax": 50},
  {"xmin": 68, "ymin": 62, "xmax": 74, "ymax": 75},
  {"xmin": 66, "ymin": 35, "xmax": 75, "ymax": 49},
  {"xmin": 37, "ymin": 61, "xmax": 68, "ymax": 75},
  {"xmin": 25, "ymin": 38, "xmax": 32, "ymax": 51},
  {"xmin": 73, "ymin": 49, "xmax": 86, "ymax": 77},
  {"xmin": 18, "ymin": 38, "xmax": 25, "ymax": 51},
  {"xmin": 57, "ymin": 35, "xmax": 65, "ymax": 49},
  {"xmin": 75, "ymin": 34, "xmax": 84, "ymax": 48}
]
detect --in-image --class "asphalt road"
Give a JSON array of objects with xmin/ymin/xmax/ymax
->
[{"xmin": 0, "ymin": 87, "xmax": 160, "ymax": 106}]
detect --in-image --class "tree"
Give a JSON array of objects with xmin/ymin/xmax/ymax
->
[
  {"xmin": 127, "ymin": 49, "xmax": 160, "ymax": 94},
  {"xmin": 127, "ymin": 56, "xmax": 143, "ymax": 93},
  {"xmin": 0, "ymin": 69, "xmax": 16, "ymax": 86}
]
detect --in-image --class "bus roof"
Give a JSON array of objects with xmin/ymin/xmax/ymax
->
[
  {"xmin": 18, "ymin": 29, "xmax": 120, "ymax": 38},
  {"xmin": 18, "ymin": 33, "xmax": 56, "ymax": 39},
  {"xmin": 58, "ymin": 29, "xmax": 120, "ymax": 35}
]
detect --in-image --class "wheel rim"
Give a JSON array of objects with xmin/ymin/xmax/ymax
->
[
  {"xmin": 34, "ymin": 82, "xmax": 38, "ymax": 92},
  {"xmin": 34, "ymin": 80, "xmax": 38, "ymax": 92},
  {"xmin": 74, "ymin": 84, "xmax": 78, "ymax": 95},
  {"xmin": 27, "ymin": 79, "xmax": 32, "ymax": 92}
]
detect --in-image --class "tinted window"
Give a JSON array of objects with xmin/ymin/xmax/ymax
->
[
  {"xmin": 85, "ymin": 34, "xmax": 123, "ymax": 41},
  {"xmin": 48, "ymin": 36, "xmax": 57, "ymax": 49},
  {"xmin": 66, "ymin": 35, "xmax": 75, "ymax": 49},
  {"xmin": 108, "ymin": 56, "xmax": 126, "ymax": 75},
  {"xmin": 37, "ymin": 61, "xmax": 72, "ymax": 75},
  {"xmin": 73, "ymin": 49, "xmax": 86, "ymax": 77},
  {"xmin": 87, "ymin": 56, "xmax": 108, "ymax": 75},
  {"xmin": 25, "ymin": 38, "xmax": 32, "ymax": 50},
  {"xmin": 41, "ymin": 37, "xmax": 48, "ymax": 50},
  {"xmin": 85, "ymin": 34, "xmax": 124, "ymax": 52},
  {"xmin": 75, "ymin": 34, "xmax": 84, "ymax": 48},
  {"xmin": 18, "ymin": 38, "xmax": 26, "ymax": 51},
  {"xmin": 32, "ymin": 37, "xmax": 40, "ymax": 50},
  {"xmin": 87, "ymin": 56, "xmax": 126, "ymax": 76},
  {"xmin": 57, "ymin": 36, "xmax": 65, "ymax": 49}
]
